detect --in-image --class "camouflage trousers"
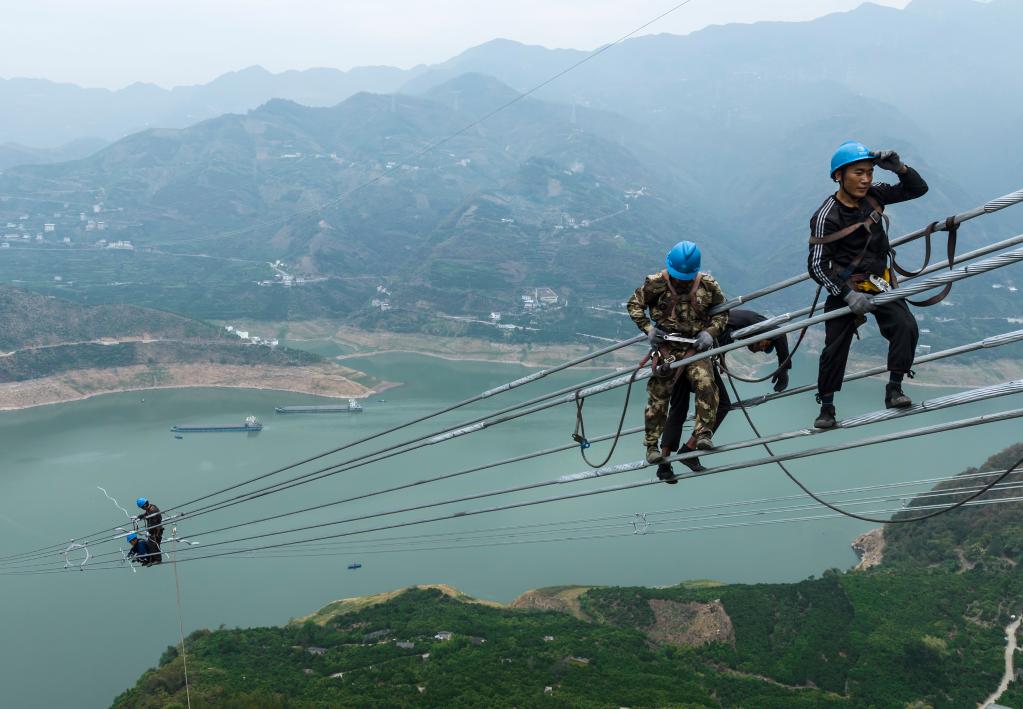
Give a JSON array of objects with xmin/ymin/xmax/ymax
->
[{"xmin": 644, "ymin": 358, "xmax": 719, "ymax": 448}]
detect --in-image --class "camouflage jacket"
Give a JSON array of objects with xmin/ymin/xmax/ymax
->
[{"xmin": 626, "ymin": 271, "xmax": 728, "ymax": 339}]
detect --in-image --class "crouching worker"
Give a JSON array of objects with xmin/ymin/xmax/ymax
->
[
  {"xmin": 657, "ymin": 309, "xmax": 792, "ymax": 483},
  {"xmin": 627, "ymin": 240, "xmax": 728, "ymax": 468},
  {"xmin": 808, "ymin": 141, "xmax": 927, "ymax": 429},
  {"xmin": 126, "ymin": 532, "xmax": 162, "ymax": 567}
]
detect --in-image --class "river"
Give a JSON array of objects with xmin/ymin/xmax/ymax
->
[{"xmin": 1, "ymin": 351, "xmax": 1021, "ymax": 708}]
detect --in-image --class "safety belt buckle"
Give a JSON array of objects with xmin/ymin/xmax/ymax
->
[{"xmin": 868, "ymin": 275, "xmax": 892, "ymax": 293}]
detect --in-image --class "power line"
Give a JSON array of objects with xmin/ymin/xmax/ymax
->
[
  {"xmin": 21, "ymin": 472, "xmax": 1023, "ymax": 573},
  {"xmin": 110, "ymin": 404, "xmax": 1023, "ymax": 567},
  {"xmin": 4, "ymin": 194, "xmax": 1022, "ymax": 566}
]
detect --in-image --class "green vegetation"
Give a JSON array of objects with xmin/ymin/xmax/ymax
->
[
  {"xmin": 0, "ymin": 287, "xmax": 357, "ymax": 384},
  {"xmin": 884, "ymin": 443, "xmax": 1023, "ymax": 571},
  {"xmin": 115, "ymin": 443, "xmax": 1023, "ymax": 708}
]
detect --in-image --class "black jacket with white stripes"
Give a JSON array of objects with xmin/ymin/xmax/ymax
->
[{"xmin": 807, "ymin": 167, "xmax": 928, "ymax": 297}]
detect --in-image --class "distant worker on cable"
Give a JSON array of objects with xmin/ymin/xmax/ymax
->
[
  {"xmin": 656, "ymin": 309, "xmax": 792, "ymax": 483},
  {"xmin": 627, "ymin": 241, "xmax": 728, "ymax": 466},
  {"xmin": 808, "ymin": 141, "xmax": 928, "ymax": 429},
  {"xmin": 135, "ymin": 498, "xmax": 163, "ymax": 547},
  {"xmin": 125, "ymin": 533, "xmax": 161, "ymax": 566}
]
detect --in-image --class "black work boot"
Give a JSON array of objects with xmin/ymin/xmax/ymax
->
[
  {"xmin": 814, "ymin": 404, "xmax": 837, "ymax": 429},
  {"xmin": 678, "ymin": 448, "xmax": 708, "ymax": 473},
  {"xmin": 885, "ymin": 383, "xmax": 912, "ymax": 409},
  {"xmin": 656, "ymin": 462, "xmax": 678, "ymax": 485},
  {"xmin": 645, "ymin": 446, "xmax": 664, "ymax": 464}
]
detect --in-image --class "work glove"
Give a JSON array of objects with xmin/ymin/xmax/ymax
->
[
  {"xmin": 647, "ymin": 326, "xmax": 667, "ymax": 347},
  {"xmin": 771, "ymin": 369, "xmax": 790, "ymax": 393},
  {"xmin": 872, "ymin": 149, "xmax": 904, "ymax": 173},
  {"xmin": 843, "ymin": 290, "xmax": 876, "ymax": 316},
  {"xmin": 694, "ymin": 330, "xmax": 714, "ymax": 352}
]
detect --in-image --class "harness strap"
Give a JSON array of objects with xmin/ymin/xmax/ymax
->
[
  {"xmin": 662, "ymin": 270, "xmax": 704, "ymax": 319},
  {"xmin": 907, "ymin": 216, "xmax": 959, "ymax": 307},
  {"xmin": 808, "ymin": 195, "xmax": 884, "ymax": 246}
]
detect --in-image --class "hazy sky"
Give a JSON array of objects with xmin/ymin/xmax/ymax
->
[{"xmin": 2, "ymin": 0, "xmax": 911, "ymax": 89}]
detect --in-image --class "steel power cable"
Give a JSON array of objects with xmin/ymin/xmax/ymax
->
[
  {"xmin": 4, "ymin": 194, "xmax": 1022, "ymax": 566},
  {"xmin": 10, "ymin": 465, "xmax": 1023, "ymax": 573},
  {"xmin": 722, "ymin": 368, "xmax": 1023, "ymax": 524},
  {"xmin": 96, "ymin": 404, "xmax": 1023, "ymax": 567}
]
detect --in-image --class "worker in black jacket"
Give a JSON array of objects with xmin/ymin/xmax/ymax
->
[
  {"xmin": 135, "ymin": 498, "xmax": 163, "ymax": 546},
  {"xmin": 656, "ymin": 309, "xmax": 791, "ymax": 483},
  {"xmin": 807, "ymin": 141, "xmax": 928, "ymax": 429}
]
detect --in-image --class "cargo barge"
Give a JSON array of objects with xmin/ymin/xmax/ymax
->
[
  {"xmin": 275, "ymin": 399, "xmax": 363, "ymax": 414},
  {"xmin": 172, "ymin": 415, "xmax": 263, "ymax": 433}
]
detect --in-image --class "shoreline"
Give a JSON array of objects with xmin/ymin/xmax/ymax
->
[
  {"xmin": 336, "ymin": 347, "xmax": 629, "ymax": 370},
  {"xmin": 0, "ymin": 380, "xmax": 404, "ymax": 413},
  {"xmin": 1, "ymin": 332, "xmax": 1015, "ymax": 411},
  {"xmin": 0, "ymin": 362, "xmax": 397, "ymax": 413}
]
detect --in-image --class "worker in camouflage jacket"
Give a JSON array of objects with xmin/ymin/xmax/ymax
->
[{"xmin": 627, "ymin": 241, "xmax": 728, "ymax": 466}]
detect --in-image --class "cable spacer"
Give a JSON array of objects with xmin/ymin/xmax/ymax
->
[{"xmin": 63, "ymin": 540, "xmax": 91, "ymax": 571}]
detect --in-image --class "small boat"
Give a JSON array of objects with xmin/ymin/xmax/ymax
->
[
  {"xmin": 171, "ymin": 415, "xmax": 263, "ymax": 433},
  {"xmin": 347, "ymin": 562, "xmax": 363, "ymax": 570},
  {"xmin": 174, "ymin": 434, "xmax": 183, "ymax": 440},
  {"xmin": 275, "ymin": 399, "xmax": 363, "ymax": 414}
]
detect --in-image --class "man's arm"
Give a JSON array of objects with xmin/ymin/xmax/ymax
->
[
  {"xmin": 703, "ymin": 278, "xmax": 728, "ymax": 338},
  {"xmin": 808, "ymin": 199, "xmax": 849, "ymax": 297},
  {"xmin": 626, "ymin": 280, "xmax": 653, "ymax": 334},
  {"xmin": 871, "ymin": 164, "xmax": 928, "ymax": 206}
]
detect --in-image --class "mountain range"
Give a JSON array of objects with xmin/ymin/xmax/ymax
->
[{"xmin": 0, "ymin": 0, "xmax": 1019, "ymax": 338}]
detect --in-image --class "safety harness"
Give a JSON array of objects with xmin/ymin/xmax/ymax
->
[
  {"xmin": 650, "ymin": 270, "xmax": 703, "ymax": 379},
  {"xmin": 570, "ymin": 272, "xmax": 706, "ymax": 466},
  {"xmin": 808, "ymin": 195, "xmax": 959, "ymax": 306}
]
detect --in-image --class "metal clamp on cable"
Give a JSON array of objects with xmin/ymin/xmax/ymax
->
[{"xmin": 572, "ymin": 390, "xmax": 590, "ymax": 449}]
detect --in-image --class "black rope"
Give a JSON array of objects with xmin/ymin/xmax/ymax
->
[
  {"xmin": 721, "ymin": 368, "xmax": 1023, "ymax": 524},
  {"xmin": 574, "ymin": 365, "xmax": 643, "ymax": 468},
  {"xmin": 716, "ymin": 285, "xmax": 822, "ymax": 384}
]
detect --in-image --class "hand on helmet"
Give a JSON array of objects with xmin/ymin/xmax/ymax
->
[
  {"xmin": 843, "ymin": 290, "xmax": 876, "ymax": 316},
  {"xmin": 694, "ymin": 330, "xmax": 714, "ymax": 352},
  {"xmin": 872, "ymin": 149, "xmax": 904, "ymax": 173}
]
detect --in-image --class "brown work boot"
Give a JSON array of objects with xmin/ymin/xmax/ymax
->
[
  {"xmin": 694, "ymin": 432, "xmax": 714, "ymax": 451},
  {"xmin": 885, "ymin": 384, "xmax": 912, "ymax": 409},
  {"xmin": 645, "ymin": 446, "xmax": 664, "ymax": 464}
]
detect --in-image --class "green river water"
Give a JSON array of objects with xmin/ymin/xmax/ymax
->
[{"xmin": 1, "ymin": 351, "xmax": 1020, "ymax": 708}]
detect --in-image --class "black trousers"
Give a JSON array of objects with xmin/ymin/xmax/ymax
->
[
  {"xmin": 660, "ymin": 368, "xmax": 730, "ymax": 452},
  {"xmin": 818, "ymin": 295, "xmax": 918, "ymax": 395}
]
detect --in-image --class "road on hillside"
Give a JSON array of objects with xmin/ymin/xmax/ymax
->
[{"xmin": 981, "ymin": 615, "xmax": 1022, "ymax": 708}]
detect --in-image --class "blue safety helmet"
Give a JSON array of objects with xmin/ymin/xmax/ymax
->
[
  {"xmin": 136, "ymin": 498, "xmax": 148, "ymax": 509},
  {"xmin": 665, "ymin": 241, "xmax": 701, "ymax": 281},
  {"xmin": 830, "ymin": 141, "xmax": 873, "ymax": 179},
  {"xmin": 126, "ymin": 533, "xmax": 138, "ymax": 543}
]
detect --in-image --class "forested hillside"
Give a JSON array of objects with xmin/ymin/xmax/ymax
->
[{"xmin": 114, "ymin": 443, "xmax": 1023, "ymax": 708}]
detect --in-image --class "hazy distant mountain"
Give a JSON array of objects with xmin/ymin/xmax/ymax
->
[
  {"xmin": 0, "ymin": 74, "xmax": 736, "ymax": 322},
  {"xmin": 0, "ymin": 137, "xmax": 109, "ymax": 170},
  {"xmin": 0, "ymin": 64, "xmax": 424, "ymax": 148},
  {"xmin": 0, "ymin": 0, "xmax": 1017, "ymax": 336},
  {"xmin": 404, "ymin": 0, "xmax": 1022, "ymax": 201}
]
